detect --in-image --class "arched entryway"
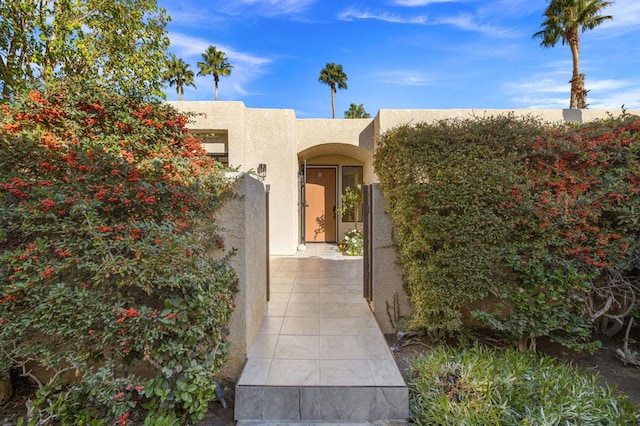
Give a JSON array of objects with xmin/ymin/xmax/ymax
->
[{"xmin": 298, "ymin": 143, "xmax": 373, "ymax": 247}]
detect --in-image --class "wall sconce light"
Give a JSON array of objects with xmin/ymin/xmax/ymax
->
[{"xmin": 257, "ymin": 163, "xmax": 267, "ymax": 180}]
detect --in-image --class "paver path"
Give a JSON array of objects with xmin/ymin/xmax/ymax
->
[{"xmin": 235, "ymin": 244, "xmax": 408, "ymax": 424}]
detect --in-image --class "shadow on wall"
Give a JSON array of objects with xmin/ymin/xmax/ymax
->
[{"xmin": 313, "ymin": 213, "xmax": 326, "ymax": 241}]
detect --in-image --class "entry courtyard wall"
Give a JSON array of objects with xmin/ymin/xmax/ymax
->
[
  {"xmin": 217, "ymin": 174, "xmax": 268, "ymax": 379},
  {"xmin": 370, "ymin": 184, "xmax": 411, "ymax": 334}
]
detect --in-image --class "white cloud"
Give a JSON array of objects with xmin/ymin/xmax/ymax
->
[
  {"xmin": 392, "ymin": 0, "xmax": 458, "ymax": 5},
  {"xmin": 504, "ymin": 78, "xmax": 569, "ymax": 95},
  {"xmin": 165, "ymin": 0, "xmax": 315, "ymax": 19},
  {"xmin": 503, "ymin": 67, "xmax": 640, "ymax": 110},
  {"xmin": 338, "ymin": 7, "xmax": 515, "ymax": 37},
  {"xmin": 586, "ymin": 79, "xmax": 629, "ymax": 92},
  {"xmin": 584, "ymin": 80, "xmax": 640, "ymax": 109},
  {"xmin": 512, "ymin": 79, "xmax": 640, "ymax": 110},
  {"xmin": 513, "ymin": 95, "xmax": 569, "ymax": 109},
  {"xmin": 588, "ymin": 89, "xmax": 640, "ymax": 110},
  {"xmin": 376, "ymin": 70, "xmax": 433, "ymax": 86},
  {"xmin": 169, "ymin": 33, "xmax": 270, "ymax": 67},
  {"xmin": 502, "ymin": 64, "xmax": 572, "ymax": 108},
  {"xmin": 338, "ymin": 5, "xmax": 516, "ymax": 38},
  {"xmin": 436, "ymin": 13, "xmax": 515, "ymax": 37},
  {"xmin": 168, "ymin": 33, "xmax": 211, "ymax": 57},
  {"xmin": 161, "ymin": 1, "xmax": 233, "ymax": 28},
  {"xmin": 338, "ymin": 8, "xmax": 427, "ymax": 24},
  {"xmin": 599, "ymin": 0, "xmax": 640, "ymax": 34}
]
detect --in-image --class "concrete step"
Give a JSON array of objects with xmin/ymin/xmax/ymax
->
[{"xmin": 235, "ymin": 385, "xmax": 408, "ymax": 424}]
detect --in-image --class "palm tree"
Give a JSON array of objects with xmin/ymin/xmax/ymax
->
[
  {"xmin": 318, "ymin": 63, "xmax": 348, "ymax": 118},
  {"xmin": 533, "ymin": 0, "xmax": 613, "ymax": 109},
  {"xmin": 344, "ymin": 103, "xmax": 371, "ymax": 119},
  {"xmin": 197, "ymin": 46, "xmax": 233, "ymax": 101},
  {"xmin": 164, "ymin": 55, "xmax": 196, "ymax": 101}
]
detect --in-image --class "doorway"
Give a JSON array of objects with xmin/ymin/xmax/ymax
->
[{"xmin": 305, "ymin": 167, "xmax": 337, "ymax": 243}]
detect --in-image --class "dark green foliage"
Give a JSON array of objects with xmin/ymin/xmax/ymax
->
[
  {"xmin": 375, "ymin": 115, "xmax": 555, "ymax": 333},
  {"xmin": 374, "ymin": 114, "xmax": 640, "ymax": 349}
]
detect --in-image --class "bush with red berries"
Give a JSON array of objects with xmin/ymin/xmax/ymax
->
[
  {"xmin": 375, "ymin": 113, "xmax": 639, "ymax": 351},
  {"xmin": 0, "ymin": 88, "xmax": 237, "ymax": 424}
]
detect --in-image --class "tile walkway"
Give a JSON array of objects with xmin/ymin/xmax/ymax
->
[
  {"xmin": 235, "ymin": 244, "xmax": 408, "ymax": 424},
  {"xmin": 238, "ymin": 244, "xmax": 403, "ymax": 388}
]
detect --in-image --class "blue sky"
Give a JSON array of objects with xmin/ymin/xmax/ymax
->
[{"xmin": 159, "ymin": 0, "xmax": 640, "ymax": 118}]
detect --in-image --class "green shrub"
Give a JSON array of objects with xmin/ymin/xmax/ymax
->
[
  {"xmin": 374, "ymin": 115, "xmax": 564, "ymax": 334},
  {"xmin": 471, "ymin": 263, "xmax": 594, "ymax": 352},
  {"xmin": 0, "ymin": 88, "xmax": 237, "ymax": 424},
  {"xmin": 374, "ymin": 114, "xmax": 640, "ymax": 349},
  {"xmin": 409, "ymin": 344, "xmax": 639, "ymax": 425}
]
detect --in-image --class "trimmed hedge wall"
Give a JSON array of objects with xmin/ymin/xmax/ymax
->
[{"xmin": 374, "ymin": 114, "xmax": 640, "ymax": 350}]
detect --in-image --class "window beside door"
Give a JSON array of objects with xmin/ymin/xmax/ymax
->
[{"xmin": 341, "ymin": 166, "xmax": 363, "ymax": 223}]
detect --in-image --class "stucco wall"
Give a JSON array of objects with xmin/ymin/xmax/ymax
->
[
  {"xmin": 169, "ymin": 101, "xmax": 299, "ymax": 255},
  {"xmin": 217, "ymin": 174, "xmax": 268, "ymax": 379},
  {"xmin": 371, "ymin": 184, "xmax": 411, "ymax": 335},
  {"xmin": 169, "ymin": 101, "xmax": 247, "ymax": 167},
  {"xmin": 296, "ymin": 118, "xmax": 372, "ymax": 152},
  {"xmin": 244, "ymin": 108, "xmax": 299, "ymax": 255}
]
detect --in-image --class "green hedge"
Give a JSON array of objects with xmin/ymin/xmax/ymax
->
[
  {"xmin": 0, "ymin": 88, "xmax": 237, "ymax": 424},
  {"xmin": 374, "ymin": 114, "xmax": 640, "ymax": 349}
]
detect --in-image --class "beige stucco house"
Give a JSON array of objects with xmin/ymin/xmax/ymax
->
[
  {"xmin": 169, "ymin": 101, "xmax": 633, "ymax": 257},
  {"xmin": 165, "ymin": 102, "xmax": 638, "ymax": 377}
]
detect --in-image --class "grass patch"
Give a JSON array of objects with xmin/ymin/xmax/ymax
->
[{"xmin": 409, "ymin": 344, "xmax": 639, "ymax": 425}]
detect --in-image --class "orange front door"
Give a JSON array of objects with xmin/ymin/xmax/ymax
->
[{"xmin": 305, "ymin": 167, "xmax": 337, "ymax": 242}]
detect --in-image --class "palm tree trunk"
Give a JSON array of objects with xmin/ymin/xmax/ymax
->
[
  {"xmin": 575, "ymin": 73, "xmax": 587, "ymax": 109},
  {"xmin": 331, "ymin": 86, "xmax": 336, "ymax": 119},
  {"xmin": 214, "ymin": 74, "xmax": 220, "ymax": 101},
  {"xmin": 569, "ymin": 31, "xmax": 581, "ymax": 109},
  {"xmin": 178, "ymin": 84, "xmax": 183, "ymax": 101}
]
